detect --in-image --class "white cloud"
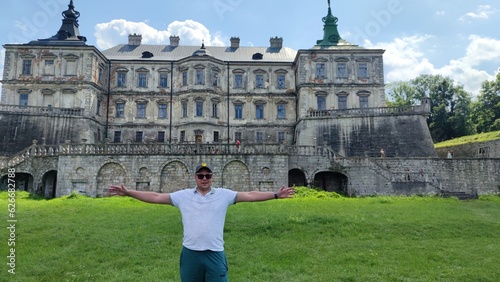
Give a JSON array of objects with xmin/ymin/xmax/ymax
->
[
  {"xmin": 459, "ymin": 5, "xmax": 495, "ymax": 22},
  {"xmin": 367, "ymin": 34, "xmax": 498, "ymax": 96},
  {"xmin": 436, "ymin": 11, "xmax": 445, "ymax": 16},
  {"xmin": 94, "ymin": 19, "xmax": 227, "ymax": 50}
]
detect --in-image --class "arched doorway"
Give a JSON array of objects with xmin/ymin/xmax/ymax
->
[
  {"xmin": 222, "ymin": 161, "xmax": 250, "ymax": 191},
  {"xmin": 96, "ymin": 163, "xmax": 126, "ymax": 197},
  {"xmin": 288, "ymin": 169, "xmax": 307, "ymax": 187},
  {"xmin": 160, "ymin": 161, "xmax": 190, "ymax": 193},
  {"xmin": 314, "ymin": 172, "xmax": 348, "ymax": 195},
  {"xmin": 0, "ymin": 173, "xmax": 34, "ymax": 193},
  {"xmin": 41, "ymin": 170, "xmax": 58, "ymax": 198}
]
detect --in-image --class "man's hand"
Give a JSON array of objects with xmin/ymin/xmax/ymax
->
[
  {"xmin": 109, "ymin": 184, "xmax": 129, "ymax": 197},
  {"xmin": 276, "ymin": 185, "xmax": 295, "ymax": 199}
]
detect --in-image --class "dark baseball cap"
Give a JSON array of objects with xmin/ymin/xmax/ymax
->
[{"xmin": 195, "ymin": 163, "xmax": 213, "ymax": 173}]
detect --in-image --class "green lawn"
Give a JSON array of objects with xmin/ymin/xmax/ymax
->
[
  {"xmin": 1, "ymin": 190, "xmax": 500, "ymax": 282},
  {"xmin": 434, "ymin": 130, "xmax": 500, "ymax": 148}
]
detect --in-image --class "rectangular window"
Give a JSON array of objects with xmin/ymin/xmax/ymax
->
[
  {"xmin": 256, "ymin": 132, "xmax": 264, "ymax": 144},
  {"xmin": 234, "ymin": 104, "xmax": 243, "ymax": 119},
  {"xmin": 196, "ymin": 101, "xmax": 203, "ymax": 117},
  {"xmin": 337, "ymin": 63, "xmax": 347, "ymax": 78},
  {"xmin": 180, "ymin": 130, "xmax": 186, "ymax": 142},
  {"xmin": 256, "ymin": 104, "xmax": 264, "ymax": 119},
  {"xmin": 66, "ymin": 60, "xmax": 77, "ymax": 76},
  {"xmin": 278, "ymin": 132, "xmax": 285, "ymax": 144},
  {"xmin": 317, "ymin": 96, "xmax": 326, "ymax": 111},
  {"xmin": 44, "ymin": 60, "xmax": 55, "ymax": 75},
  {"xmin": 316, "ymin": 63, "xmax": 325, "ymax": 78},
  {"xmin": 196, "ymin": 69, "xmax": 204, "ymax": 85},
  {"xmin": 360, "ymin": 96, "xmax": 369, "ymax": 108},
  {"xmin": 182, "ymin": 102, "xmax": 188, "ymax": 117},
  {"xmin": 182, "ymin": 71, "xmax": 188, "ymax": 86},
  {"xmin": 338, "ymin": 96, "xmax": 347, "ymax": 110},
  {"xmin": 358, "ymin": 63, "xmax": 368, "ymax": 78},
  {"xmin": 235, "ymin": 132, "xmax": 242, "ymax": 142},
  {"xmin": 277, "ymin": 104, "xmax": 286, "ymax": 119},
  {"xmin": 159, "ymin": 73, "xmax": 168, "ymax": 88},
  {"xmin": 158, "ymin": 104, "xmax": 167, "ymax": 119},
  {"xmin": 138, "ymin": 73, "xmax": 147, "ymax": 88},
  {"xmin": 137, "ymin": 104, "xmax": 146, "ymax": 118},
  {"xmin": 22, "ymin": 60, "xmax": 32, "ymax": 75},
  {"xmin": 277, "ymin": 74, "xmax": 285, "ymax": 89},
  {"xmin": 113, "ymin": 131, "xmax": 121, "ymax": 143},
  {"xmin": 19, "ymin": 94, "xmax": 29, "ymax": 106},
  {"xmin": 234, "ymin": 74, "xmax": 243, "ymax": 88},
  {"xmin": 212, "ymin": 103, "xmax": 218, "ymax": 118},
  {"xmin": 158, "ymin": 131, "xmax": 165, "ymax": 143},
  {"xmin": 136, "ymin": 131, "xmax": 143, "ymax": 143},
  {"xmin": 117, "ymin": 73, "xmax": 127, "ymax": 87},
  {"xmin": 116, "ymin": 103, "xmax": 125, "ymax": 118},
  {"xmin": 212, "ymin": 72, "xmax": 218, "ymax": 86},
  {"xmin": 256, "ymin": 74, "xmax": 264, "ymax": 88},
  {"xmin": 96, "ymin": 100, "xmax": 101, "ymax": 115},
  {"xmin": 214, "ymin": 131, "xmax": 220, "ymax": 143}
]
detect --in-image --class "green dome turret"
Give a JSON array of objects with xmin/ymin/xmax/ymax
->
[{"xmin": 316, "ymin": 0, "xmax": 342, "ymax": 47}]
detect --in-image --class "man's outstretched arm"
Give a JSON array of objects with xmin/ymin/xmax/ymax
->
[
  {"xmin": 109, "ymin": 184, "xmax": 172, "ymax": 205},
  {"xmin": 236, "ymin": 185, "xmax": 295, "ymax": 203}
]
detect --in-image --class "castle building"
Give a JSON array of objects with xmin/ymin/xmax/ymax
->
[{"xmin": 4, "ymin": 1, "xmax": 494, "ymax": 199}]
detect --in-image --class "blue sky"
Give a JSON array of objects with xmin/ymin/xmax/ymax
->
[{"xmin": 1, "ymin": 0, "xmax": 500, "ymax": 98}]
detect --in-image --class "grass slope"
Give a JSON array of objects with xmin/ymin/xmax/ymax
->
[
  {"xmin": 434, "ymin": 130, "xmax": 500, "ymax": 148},
  {"xmin": 1, "ymin": 190, "xmax": 500, "ymax": 282}
]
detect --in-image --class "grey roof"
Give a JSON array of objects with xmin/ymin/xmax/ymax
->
[{"xmin": 101, "ymin": 44, "xmax": 298, "ymax": 63}]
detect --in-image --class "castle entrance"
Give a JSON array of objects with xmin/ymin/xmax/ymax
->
[
  {"xmin": 288, "ymin": 169, "xmax": 307, "ymax": 187},
  {"xmin": 41, "ymin": 170, "xmax": 58, "ymax": 198},
  {"xmin": 313, "ymin": 171, "xmax": 348, "ymax": 195}
]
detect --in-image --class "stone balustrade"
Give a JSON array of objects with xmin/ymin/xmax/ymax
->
[
  {"xmin": 306, "ymin": 105, "xmax": 427, "ymax": 118},
  {"xmin": 0, "ymin": 104, "xmax": 84, "ymax": 116}
]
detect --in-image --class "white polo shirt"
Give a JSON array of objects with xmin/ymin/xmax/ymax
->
[{"xmin": 170, "ymin": 187, "xmax": 238, "ymax": 252}]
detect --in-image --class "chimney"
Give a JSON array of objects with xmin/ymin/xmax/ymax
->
[
  {"xmin": 169, "ymin": 35, "xmax": 180, "ymax": 47},
  {"xmin": 128, "ymin": 33, "xmax": 142, "ymax": 46},
  {"xmin": 230, "ymin": 37, "xmax": 240, "ymax": 49},
  {"xmin": 270, "ymin": 36, "xmax": 283, "ymax": 49}
]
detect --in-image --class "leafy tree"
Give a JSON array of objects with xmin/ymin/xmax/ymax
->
[
  {"xmin": 386, "ymin": 81, "xmax": 419, "ymax": 107},
  {"xmin": 386, "ymin": 75, "xmax": 473, "ymax": 142},
  {"xmin": 470, "ymin": 73, "xmax": 500, "ymax": 133}
]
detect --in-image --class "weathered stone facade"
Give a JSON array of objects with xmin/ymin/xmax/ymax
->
[{"xmin": 1, "ymin": 1, "xmax": 498, "ymax": 197}]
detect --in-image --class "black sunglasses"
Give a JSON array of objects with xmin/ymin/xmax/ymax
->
[{"xmin": 196, "ymin": 173, "xmax": 213, "ymax": 180}]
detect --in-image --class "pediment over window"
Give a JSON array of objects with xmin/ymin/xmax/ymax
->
[
  {"xmin": 253, "ymin": 100, "xmax": 267, "ymax": 105},
  {"xmin": 20, "ymin": 53, "xmax": 35, "ymax": 59},
  {"xmin": 17, "ymin": 88, "xmax": 33, "ymax": 94},
  {"xmin": 276, "ymin": 100, "xmax": 288, "ymax": 104},
  {"xmin": 41, "ymin": 89, "xmax": 56, "ymax": 95},
  {"xmin": 157, "ymin": 68, "xmax": 170, "ymax": 73},
  {"xmin": 355, "ymin": 57, "xmax": 371, "ymax": 62},
  {"xmin": 336, "ymin": 91, "xmax": 350, "ymax": 97},
  {"xmin": 334, "ymin": 57, "xmax": 349, "ymax": 62},
  {"xmin": 115, "ymin": 98, "xmax": 127, "ymax": 104},
  {"xmin": 253, "ymin": 69, "xmax": 267, "ymax": 74},
  {"xmin": 315, "ymin": 91, "xmax": 328, "ymax": 97},
  {"xmin": 232, "ymin": 99, "xmax": 245, "ymax": 105},
  {"xmin": 115, "ymin": 67, "xmax": 129, "ymax": 73},
  {"xmin": 274, "ymin": 69, "xmax": 288, "ymax": 74},
  {"xmin": 232, "ymin": 69, "xmax": 245, "ymax": 74},
  {"xmin": 135, "ymin": 67, "xmax": 149, "ymax": 73},
  {"xmin": 156, "ymin": 99, "xmax": 169, "ymax": 104},
  {"xmin": 312, "ymin": 56, "xmax": 328, "ymax": 63},
  {"xmin": 62, "ymin": 88, "xmax": 77, "ymax": 94},
  {"xmin": 63, "ymin": 54, "xmax": 79, "ymax": 60},
  {"xmin": 194, "ymin": 96, "xmax": 206, "ymax": 102},
  {"xmin": 41, "ymin": 52, "xmax": 57, "ymax": 59},
  {"xmin": 135, "ymin": 98, "xmax": 149, "ymax": 104},
  {"xmin": 356, "ymin": 90, "xmax": 371, "ymax": 96},
  {"xmin": 194, "ymin": 64, "xmax": 206, "ymax": 69}
]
